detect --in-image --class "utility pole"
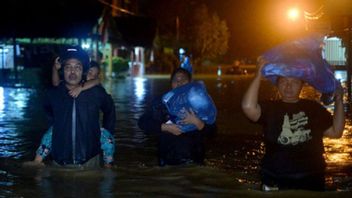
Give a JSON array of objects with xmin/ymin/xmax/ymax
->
[
  {"xmin": 176, "ymin": 16, "xmax": 180, "ymax": 43},
  {"xmin": 346, "ymin": 16, "xmax": 352, "ymax": 106}
]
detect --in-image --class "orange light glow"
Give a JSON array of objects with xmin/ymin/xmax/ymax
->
[{"xmin": 287, "ymin": 8, "xmax": 300, "ymax": 21}]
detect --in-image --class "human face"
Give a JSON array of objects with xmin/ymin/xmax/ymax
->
[
  {"xmin": 277, "ymin": 77, "xmax": 303, "ymax": 103},
  {"xmin": 87, "ymin": 67, "xmax": 99, "ymax": 81},
  {"xmin": 171, "ymin": 72, "xmax": 190, "ymax": 89},
  {"xmin": 63, "ymin": 58, "xmax": 83, "ymax": 87}
]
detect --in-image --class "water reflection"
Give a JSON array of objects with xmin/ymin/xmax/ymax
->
[
  {"xmin": 0, "ymin": 87, "xmax": 32, "ymax": 120},
  {"xmin": 0, "ymin": 76, "xmax": 352, "ymax": 197},
  {"xmin": 0, "ymin": 87, "xmax": 4, "ymax": 114},
  {"xmin": 324, "ymin": 121, "xmax": 352, "ymax": 164},
  {"xmin": 0, "ymin": 87, "xmax": 35, "ymax": 159},
  {"xmin": 133, "ymin": 77, "xmax": 147, "ymax": 102},
  {"xmin": 35, "ymin": 168, "xmax": 116, "ymax": 198}
]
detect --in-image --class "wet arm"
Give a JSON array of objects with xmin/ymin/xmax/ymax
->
[
  {"xmin": 52, "ymin": 57, "xmax": 61, "ymax": 86},
  {"xmin": 180, "ymin": 109, "xmax": 216, "ymax": 136},
  {"xmin": 241, "ymin": 59, "xmax": 265, "ymax": 122},
  {"xmin": 69, "ymin": 79, "xmax": 100, "ymax": 98},
  {"xmin": 181, "ymin": 109, "xmax": 205, "ymax": 130},
  {"xmin": 324, "ymin": 89, "xmax": 345, "ymax": 138},
  {"xmin": 82, "ymin": 78, "xmax": 100, "ymax": 91}
]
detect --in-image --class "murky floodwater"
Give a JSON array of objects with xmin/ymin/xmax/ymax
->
[{"xmin": 0, "ymin": 75, "xmax": 351, "ymax": 197}]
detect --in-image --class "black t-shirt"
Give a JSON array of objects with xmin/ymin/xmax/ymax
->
[{"xmin": 257, "ymin": 99, "xmax": 332, "ymax": 176}]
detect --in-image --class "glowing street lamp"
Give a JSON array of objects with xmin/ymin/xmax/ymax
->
[{"xmin": 287, "ymin": 7, "xmax": 300, "ymax": 21}]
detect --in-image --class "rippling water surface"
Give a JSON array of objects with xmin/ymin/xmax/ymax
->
[{"xmin": 0, "ymin": 75, "xmax": 351, "ymax": 197}]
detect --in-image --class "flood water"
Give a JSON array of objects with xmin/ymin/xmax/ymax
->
[{"xmin": 0, "ymin": 75, "xmax": 352, "ymax": 197}]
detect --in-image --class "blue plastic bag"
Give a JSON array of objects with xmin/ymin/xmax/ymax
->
[
  {"xmin": 162, "ymin": 81, "xmax": 217, "ymax": 132},
  {"xmin": 261, "ymin": 36, "xmax": 340, "ymax": 98},
  {"xmin": 180, "ymin": 55, "xmax": 193, "ymax": 74}
]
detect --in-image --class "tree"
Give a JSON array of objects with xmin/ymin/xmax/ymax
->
[
  {"xmin": 145, "ymin": 1, "xmax": 230, "ymax": 67},
  {"xmin": 191, "ymin": 5, "xmax": 229, "ymax": 64}
]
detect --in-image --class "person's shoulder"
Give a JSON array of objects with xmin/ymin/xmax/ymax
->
[
  {"xmin": 46, "ymin": 82, "xmax": 64, "ymax": 94},
  {"xmin": 91, "ymin": 85, "xmax": 114, "ymax": 100},
  {"xmin": 88, "ymin": 84, "xmax": 107, "ymax": 93}
]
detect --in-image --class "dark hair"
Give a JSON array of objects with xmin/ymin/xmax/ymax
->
[
  {"xmin": 170, "ymin": 67, "xmax": 192, "ymax": 82},
  {"xmin": 89, "ymin": 60, "xmax": 100, "ymax": 71},
  {"xmin": 60, "ymin": 46, "xmax": 90, "ymax": 73},
  {"xmin": 276, "ymin": 76, "xmax": 305, "ymax": 85}
]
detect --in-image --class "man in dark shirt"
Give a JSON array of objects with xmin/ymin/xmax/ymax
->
[
  {"xmin": 44, "ymin": 46, "xmax": 116, "ymax": 168},
  {"xmin": 241, "ymin": 58, "xmax": 345, "ymax": 191}
]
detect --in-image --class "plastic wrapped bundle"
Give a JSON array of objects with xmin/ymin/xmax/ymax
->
[
  {"xmin": 261, "ymin": 36, "xmax": 340, "ymax": 104},
  {"xmin": 180, "ymin": 56, "xmax": 193, "ymax": 74},
  {"xmin": 162, "ymin": 81, "xmax": 217, "ymax": 132}
]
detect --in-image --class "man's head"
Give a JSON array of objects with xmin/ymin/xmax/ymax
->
[
  {"xmin": 277, "ymin": 76, "xmax": 304, "ymax": 103},
  {"xmin": 60, "ymin": 46, "xmax": 90, "ymax": 87},
  {"xmin": 170, "ymin": 68, "xmax": 192, "ymax": 89},
  {"xmin": 63, "ymin": 58, "xmax": 83, "ymax": 87},
  {"xmin": 87, "ymin": 61, "xmax": 100, "ymax": 81}
]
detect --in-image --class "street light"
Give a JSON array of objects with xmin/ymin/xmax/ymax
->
[{"xmin": 287, "ymin": 7, "xmax": 300, "ymax": 21}]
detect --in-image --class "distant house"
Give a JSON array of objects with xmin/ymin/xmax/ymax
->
[
  {"xmin": 99, "ymin": 15, "xmax": 156, "ymax": 76},
  {"xmin": 0, "ymin": 0, "xmax": 103, "ymax": 85},
  {"xmin": 0, "ymin": 0, "xmax": 157, "ymax": 86}
]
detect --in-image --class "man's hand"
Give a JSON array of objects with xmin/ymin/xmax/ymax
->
[
  {"xmin": 69, "ymin": 86, "xmax": 83, "ymax": 98},
  {"xmin": 161, "ymin": 123, "xmax": 182, "ymax": 136},
  {"xmin": 256, "ymin": 56, "xmax": 267, "ymax": 78},
  {"xmin": 334, "ymin": 85, "xmax": 344, "ymax": 102},
  {"xmin": 53, "ymin": 57, "xmax": 61, "ymax": 71},
  {"xmin": 180, "ymin": 109, "xmax": 204, "ymax": 130}
]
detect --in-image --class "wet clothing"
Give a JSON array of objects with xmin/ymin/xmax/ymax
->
[
  {"xmin": 36, "ymin": 127, "xmax": 115, "ymax": 164},
  {"xmin": 43, "ymin": 83, "xmax": 116, "ymax": 165},
  {"xmin": 138, "ymin": 96, "xmax": 216, "ymax": 166},
  {"xmin": 257, "ymin": 99, "xmax": 332, "ymax": 190},
  {"xmin": 52, "ymin": 155, "xmax": 101, "ymax": 169}
]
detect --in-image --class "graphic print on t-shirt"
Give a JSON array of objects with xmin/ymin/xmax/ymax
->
[{"xmin": 277, "ymin": 112, "xmax": 312, "ymax": 145}]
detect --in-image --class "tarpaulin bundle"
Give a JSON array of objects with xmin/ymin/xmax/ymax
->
[
  {"xmin": 162, "ymin": 81, "xmax": 217, "ymax": 132},
  {"xmin": 261, "ymin": 36, "xmax": 340, "ymax": 98}
]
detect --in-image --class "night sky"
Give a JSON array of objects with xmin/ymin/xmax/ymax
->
[
  {"xmin": 205, "ymin": 0, "xmax": 326, "ymax": 59},
  {"xmin": 139, "ymin": 0, "xmax": 326, "ymax": 59},
  {"xmin": 1, "ymin": 0, "xmax": 327, "ymax": 59}
]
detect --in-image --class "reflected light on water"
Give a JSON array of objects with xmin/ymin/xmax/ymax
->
[
  {"xmin": 0, "ymin": 87, "xmax": 4, "ymax": 117},
  {"xmin": 0, "ymin": 88, "xmax": 32, "ymax": 158},
  {"xmin": 133, "ymin": 77, "xmax": 146, "ymax": 102},
  {"xmin": 0, "ymin": 88, "xmax": 31, "ymax": 120},
  {"xmin": 324, "ymin": 124, "xmax": 352, "ymax": 165}
]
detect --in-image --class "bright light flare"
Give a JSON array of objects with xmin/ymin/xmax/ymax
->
[{"xmin": 287, "ymin": 8, "xmax": 300, "ymax": 21}]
